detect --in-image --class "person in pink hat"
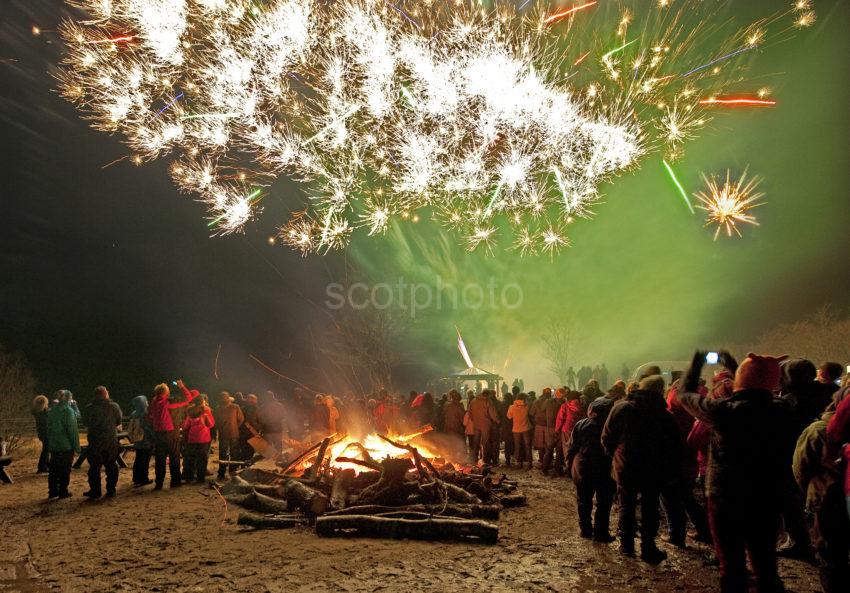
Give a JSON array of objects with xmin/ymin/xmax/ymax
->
[{"xmin": 675, "ymin": 350, "xmax": 795, "ymax": 593}]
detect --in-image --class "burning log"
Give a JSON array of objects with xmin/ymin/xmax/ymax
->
[
  {"xmin": 237, "ymin": 512, "xmax": 309, "ymax": 530},
  {"xmin": 306, "ymin": 436, "xmax": 333, "ymax": 483},
  {"xmin": 281, "ymin": 479, "xmax": 330, "ymax": 516},
  {"xmin": 376, "ymin": 433, "xmax": 431, "ymax": 481},
  {"xmin": 277, "ymin": 437, "xmax": 327, "ymax": 475},
  {"xmin": 357, "ymin": 458, "xmax": 419, "ymax": 506},
  {"xmin": 221, "ymin": 428, "xmax": 525, "ymax": 541},
  {"xmin": 324, "ymin": 503, "xmax": 501, "ymax": 520},
  {"xmin": 330, "ymin": 468, "xmax": 356, "ymax": 510},
  {"xmin": 334, "ymin": 456, "xmax": 382, "ymax": 472},
  {"xmin": 315, "ymin": 515, "xmax": 498, "ymax": 544}
]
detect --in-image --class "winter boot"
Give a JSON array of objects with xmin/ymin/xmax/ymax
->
[{"xmin": 640, "ymin": 544, "xmax": 668, "ymax": 564}]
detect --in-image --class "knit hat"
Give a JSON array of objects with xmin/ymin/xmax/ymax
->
[
  {"xmin": 782, "ymin": 359, "xmax": 816, "ymax": 386},
  {"xmin": 638, "ymin": 375, "xmax": 665, "ymax": 395},
  {"xmin": 640, "ymin": 365, "xmax": 662, "ymax": 380},
  {"xmin": 587, "ymin": 397, "xmax": 613, "ymax": 421},
  {"xmin": 734, "ymin": 353, "xmax": 788, "ymax": 393},
  {"xmin": 555, "ymin": 388, "xmax": 566, "ymax": 399}
]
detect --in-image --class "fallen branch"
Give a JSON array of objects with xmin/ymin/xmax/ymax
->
[
  {"xmin": 282, "ymin": 479, "xmax": 330, "ymax": 516},
  {"xmin": 315, "ymin": 514, "xmax": 498, "ymax": 544},
  {"xmin": 237, "ymin": 512, "xmax": 308, "ymax": 530},
  {"xmin": 225, "ymin": 490, "xmax": 290, "ymax": 514},
  {"xmin": 498, "ymin": 493, "xmax": 527, "ymax": 507},
  {"xmin": 220, "ymin": 480, "xmax": 284, "ymax": 498}
]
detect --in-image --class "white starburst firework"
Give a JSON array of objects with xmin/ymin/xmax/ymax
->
[
  {"xmin": 695, "ymin": 170, "xmax": 764, "ymax": 240},
  {"xmin": 57, "ymin": 0, "xmax": 812, "ymax": 254}
]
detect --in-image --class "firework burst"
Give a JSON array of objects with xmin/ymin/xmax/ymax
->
[
  {"xmin": 695, "ymin": 170, "xmax": 764, "ymax": 240},
  {"xmin": 56, "ymin": 0, "xmax": 813, "ymax": 255}
]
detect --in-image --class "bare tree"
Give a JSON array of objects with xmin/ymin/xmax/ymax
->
[
  {"xmin": 0, "ymin": 345, "xmax": 37, "ymax": 452},
  {"xmin": 739, "ymin": 306, "xmax": 850, "ymax": 365},
  {"xmin": 321, "ymin": 306, "xmax": 407, "ymax": 394},
  {"xmin": 541, "ymin": 319, "xmax": 572, "ymax": 386}
]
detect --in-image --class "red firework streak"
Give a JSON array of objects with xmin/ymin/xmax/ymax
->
[
  {"xmin": 699, "ymin": 97, "xmax": 777, "ymax": 107},
  {"xmin": 545, "ymin": 1, "xmax": 598, "ymax": 25},
  {"xmin": 574, "ymin": 51, "xmax": 591, "ymax": 66}
]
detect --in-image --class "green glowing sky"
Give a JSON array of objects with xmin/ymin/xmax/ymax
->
[{"xmin": 346, "ymin": 0, "xmax": 850, "ymax": 386}]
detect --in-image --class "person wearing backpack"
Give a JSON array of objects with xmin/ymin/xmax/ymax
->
[{"xmin": 128, "ymin": 395, "xmax": 154, "ymax": 486}]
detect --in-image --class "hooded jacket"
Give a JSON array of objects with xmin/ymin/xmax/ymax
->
[
  {"xmin": 676, "ymin": 388, "xmax": 796, "ymax": 500},
  {"xmin": 601, "ymin": 389, "xmax": 682, "ymax": 487},
  {"xmin": 181, "ymin": 406, "xmax": 215, "ymax": 444},
  {"xmin": 793, "ymin": 410, "xmax": 842, "ymax": 512},
  {"xmin": 129, "ymin": 395, "xmax": 155, "ymax": 449},
  {"xmin": 46, "ymin": 401, "xmax": 81, "ymax": 454},
  {"xmin": 781, "ymin": 359, "xmax": 833, "ymax": 438},
  {"xmin": 468, "ymin": 394, "xmax": 499, "ymax": 430},
  {"xmin": 84, "ymin": 398, "xmax": 123, "ymax": 453},
  {"xmin": 566, "ymin": 398, "xmax": 614, "ymax": 483},
  {"xmin": 555, "ymin": 398, "xmax": 584, "ymax": 435},
  {"xmin": 506, "ymin": 400, "xmax": 531, "ymax": 433}
]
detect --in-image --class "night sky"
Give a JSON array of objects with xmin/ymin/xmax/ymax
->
[{"xmin": 2, "ymin": 0, "xmax": 849, "ymax": 407}]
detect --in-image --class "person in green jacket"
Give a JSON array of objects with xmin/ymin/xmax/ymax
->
[{"xmin": 47, "ymin": 389, "xmax": 81, "ymax": 499}]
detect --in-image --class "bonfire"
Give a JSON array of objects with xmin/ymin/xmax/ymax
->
[{"xmin": 218, "ymin": 427, "xmax": 526, "ymax": 544}]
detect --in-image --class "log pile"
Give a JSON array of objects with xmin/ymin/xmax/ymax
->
[{"xmin": 222, "ymin": 433, "xmax": 525, "ymax": 544}]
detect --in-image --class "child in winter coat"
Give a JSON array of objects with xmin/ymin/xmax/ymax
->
[
  {"xmin": 128, "ymin": 395, "xmax": 155, "ymax": 486},
  {"xmin": 181, "ymin": 398, "xmax": 215, "ymax": 483},
  {"xmin": 566, "ymin": 398, "xmax": 615, "ymax": 542}
]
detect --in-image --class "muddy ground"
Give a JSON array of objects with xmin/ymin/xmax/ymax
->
[{"xmin": 0, "ymin": 446, "xmax": 821, "ymax": 593}]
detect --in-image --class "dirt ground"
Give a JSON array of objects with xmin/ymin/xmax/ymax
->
[{"xmin": 0, "ymin": 446, "xmax": 822, "ymax": 593}]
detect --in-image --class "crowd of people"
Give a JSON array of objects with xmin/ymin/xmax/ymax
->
[{"xmin": 28, "ymin": 352, "xmax": 850, "ymax": 593}]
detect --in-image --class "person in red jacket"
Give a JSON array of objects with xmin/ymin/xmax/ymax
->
[
  {"xmin": 181, "ymin": 397, "xmax": 215, "ymax": 484},
  {"xmin": 147, "ymin": 380, "xmax": 197, "ymax": 490},
  {"xmin": 556, "ymin": 390, "xmax": 585, "ymax": 468}
]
